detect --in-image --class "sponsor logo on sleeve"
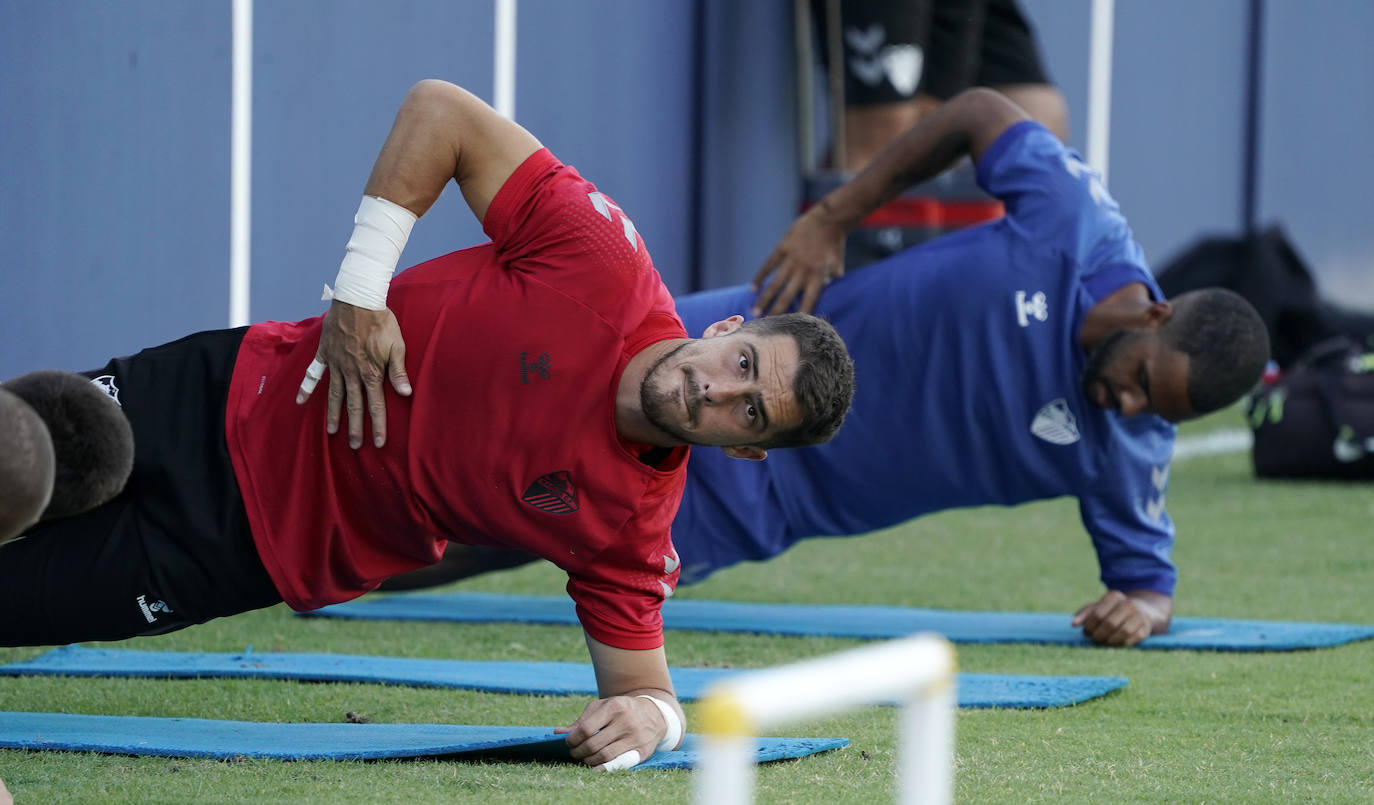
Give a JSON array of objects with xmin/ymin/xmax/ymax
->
[
  {"xmin": 1146, "ymin": 463, "xmax": 1169, "ymax": 523},
  {"xmin": 1061, "ymin": 153, "xmax": 1109, "ymax": 206}
]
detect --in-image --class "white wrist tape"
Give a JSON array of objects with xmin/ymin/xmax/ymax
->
[
  {"xmin": 637, "ymin": 694, "xmax": 683, "ymax": 753},
  {"xmin": 331, "ymin": 195, "xmax": 417, "ymax": 310}
]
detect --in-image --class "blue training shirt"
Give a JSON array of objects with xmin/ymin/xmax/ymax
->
[{"xmin": 674, "ymin": 121, "xmax": 1177, "ymax": 594}]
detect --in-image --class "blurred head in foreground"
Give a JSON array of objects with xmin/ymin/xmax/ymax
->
[
  {"xmin": 3, "ymin": 371, "xmax": 134, "ymax": 528},
  {"xmin": 0, "ymin": 386, "xmax": 55, "ymax": 542}
]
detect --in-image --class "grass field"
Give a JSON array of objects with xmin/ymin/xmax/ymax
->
[{"xmin": 1, "ymin": 407, "xmax": 1371, "ymax": 803}]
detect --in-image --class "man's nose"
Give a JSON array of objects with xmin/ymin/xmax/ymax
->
[{"xmin": 701, "ymin": 377, "xmax": 747, "ymax": 404}]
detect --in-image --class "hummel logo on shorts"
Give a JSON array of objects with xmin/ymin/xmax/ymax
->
[{"xmin": 136, "ymin": 594, "xmax": 174, "ymax": 624}]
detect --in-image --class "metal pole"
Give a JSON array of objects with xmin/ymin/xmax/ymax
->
[
  {"xmin": 694, "ymin": 635, "xmax": 956, "ymax": 804},
  {"xmin": 900, "ymin": 677, "xmax": 956, "ymax": 805},
  {"xmin": 1242, "ymin": 0, "xmax": 1264, "ymax": 236},
  {"xmin": 693, "ymin": 735, "xmax": 757, "ymax": 805},
  {"xmin": 824, "ymin": 0, "xmax": 845, "ymax": 171},
  {"xmin": 794, "ymin": 0, "xmax": 815, "ymax": 176},
  {"xmin": 229, "ymin": 0, "xmax": 253, "ymax": 328},
  {"xmin": 1086, "ymin": 0, "xmax": 1114, "ymax": 186},
  {"xmin": 493, "ymin": 0, "xmax": 517, "ymax": 118}
]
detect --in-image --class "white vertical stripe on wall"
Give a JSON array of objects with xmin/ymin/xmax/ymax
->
[
  {"xmin": 494, "ymin": 0, "xmax": 517, "ymax": 119},
  {"xmin": 1087, "ymin": 0, "xmax": 1113, "ymax": 186},
  {"xmin": 230, "ymin": 0, "xmax": 253, "ymax": 327}
]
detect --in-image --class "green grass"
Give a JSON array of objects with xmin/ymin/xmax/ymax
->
[{"xmin": 2, "ymin": 407, "xmax": 1371, "ymax": 803}]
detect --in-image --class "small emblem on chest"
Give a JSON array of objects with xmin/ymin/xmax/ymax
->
[
  {"xmin": 522, "ymin": 471, "xmax": 579, "ymax": 514},
  {"xmin": 520, "ymin": 351, "xmax": 552, "ymax": 384},
  {"xmin": 1030, "ymin": 398, "xmax": 1080, "ymax": 445}
]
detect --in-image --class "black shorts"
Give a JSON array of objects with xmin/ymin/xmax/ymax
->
[
  {"xmin": 817, "ymin": 0, "xmax": 1052, "ymax": 105},
  {"xmin": 0, "ymin": 327, "xmax": 282, "ymax": 647}
]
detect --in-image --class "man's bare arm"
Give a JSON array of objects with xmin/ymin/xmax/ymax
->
[
  {"xmin": 298, "ymin": 80, "xmax": 543, "ymax": 448},
  {"xmin": 358, "ymin": 79, "xmax": 542, "ymax": 225},
  {"xmin": 752, "ymin": 88, "xmax": 1030, "ymax": 316},
  {"xmin": 555, "ymin": 634, "xmax": 685, "ymax": 769}
]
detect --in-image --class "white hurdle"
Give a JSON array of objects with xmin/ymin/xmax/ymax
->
[{"xmin": 692, "ymin": 633, "xmax": 956, "ymax": 805}]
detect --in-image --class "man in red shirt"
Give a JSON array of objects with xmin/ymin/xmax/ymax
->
[{"xmin": 0, "ymin": 80, "xmax": 855, "ymax": 770}]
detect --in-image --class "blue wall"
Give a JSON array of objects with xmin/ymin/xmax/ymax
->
[
  {"xmin": 3, "ymin": 0, "xmax": 1372, "ymax": 379},
  {"xmin": 1257, "ymin": 0, "xmax": 1374, "ymax": 307},
  {"xmin": 2, "ymin": 3, "xmax": 231, "ymax": 376},
  {"xmin": 1022, "ymin": 0, "xmax": 1373, "ymax": 309}
]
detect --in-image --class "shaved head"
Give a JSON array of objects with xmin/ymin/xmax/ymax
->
[{"xmin": 1161, "ymin": 288, "xmax": 1270, "ymax": 415}]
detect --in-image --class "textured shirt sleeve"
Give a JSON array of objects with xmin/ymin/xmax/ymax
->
[
  {"xmin": 1077, "ymin": 416, "xmax": 1179, "ymax": 595},
  {"xmin": 976, "ymin": 121, "xmax": 1147, "ymax": 290},
  {"xmin": 566, "ymin": 497, "xmax": 683, "ymax": 651},
  {"xmin": 482, "ymin": 148, "xmax": 660, "ymax": 332}
]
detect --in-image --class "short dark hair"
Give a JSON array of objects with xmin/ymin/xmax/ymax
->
[
  {"xmin": 3, "ymin": 371, "xmax": 134, "ymax": 519},
  {"xmin": 0, "ymin": 387, "xmax": 55, "ymax": 541},
  {"xmin": 1161, "ymin": 288, "xmax": 1270, "ymax": 415},
  {"xmin": 738, "ymin": 313, "xmax": 855, "ymax": 449}
]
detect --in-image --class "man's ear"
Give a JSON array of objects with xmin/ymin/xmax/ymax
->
[
  {"xmin": 701, "ymin": 315, "xmax": 745, "ymax": 339},
  {"xmin": 721, "ymin": 445, "xmax": 767, "ymax": 461},
  {"xmin": 1143, "ymin": 300, "xmax": 1173, "ymax": 327}
]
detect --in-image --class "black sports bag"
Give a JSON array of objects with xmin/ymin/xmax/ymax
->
[{"xmin": 1247, "ymin": 337, "xmax": 1374, "ymax": 480}]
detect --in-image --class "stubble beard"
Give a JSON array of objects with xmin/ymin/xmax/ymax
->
[
  {"xmin": 639, "ymin": 342, "xmax": 700, "ymax": 445},
  {"xmin": 1081, "ymin": 329, "xmax": 1129, "ymax": 409}
]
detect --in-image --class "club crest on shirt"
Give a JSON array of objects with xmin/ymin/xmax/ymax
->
[
  {"xmin": 1030, "ymin": 398, "xmax": 1080, "ymax": 445},
  {"xmin": 521, "ymin": 471, "xmax": 579, "ymax": 514}
]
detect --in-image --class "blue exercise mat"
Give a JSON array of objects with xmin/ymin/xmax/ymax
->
[
  {"xmin": 0, "ymin": 646, "xmax": 1127, "ymax": 709},
  {"xmin": 0, "ymin": 711, "xmax": 846, "ymax": 769},
  {"xmin": 306, "ymin": 592, "xmax": 1374, "ymax": 651}
]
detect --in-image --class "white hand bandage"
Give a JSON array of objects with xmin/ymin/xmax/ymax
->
[
  {"xmin": 298, "ymin": 358, "xmax": 327, "ymax": 396},
  {"xmin": 331, "ymin": 195, "xmax": 417, "ymax": 311},
  {"xmin": 597, "ymin": 749, "xmax": 641, "ymax": 772},
  {"xmin": 637, "ymin": 694, "xmax": 684, "ymax": 754}
]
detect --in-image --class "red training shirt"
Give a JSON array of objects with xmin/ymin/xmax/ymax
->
[{"xmin": 224, "ymin": 149, "xmax": 687, "ymax": 650}]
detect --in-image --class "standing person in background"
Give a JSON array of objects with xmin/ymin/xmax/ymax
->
[
  {"xmin": 808, "ymin": 0, "xmax": 1072, "ymax": 269},
  {"xmin": 818, "ymin": 0, "xmax": 1069, "ymax": 173}
]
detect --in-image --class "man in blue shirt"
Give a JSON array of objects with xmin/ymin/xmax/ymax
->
[{"xmin": 385, "ymin": 89, "xmax": 1269, "ymax": 647}]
